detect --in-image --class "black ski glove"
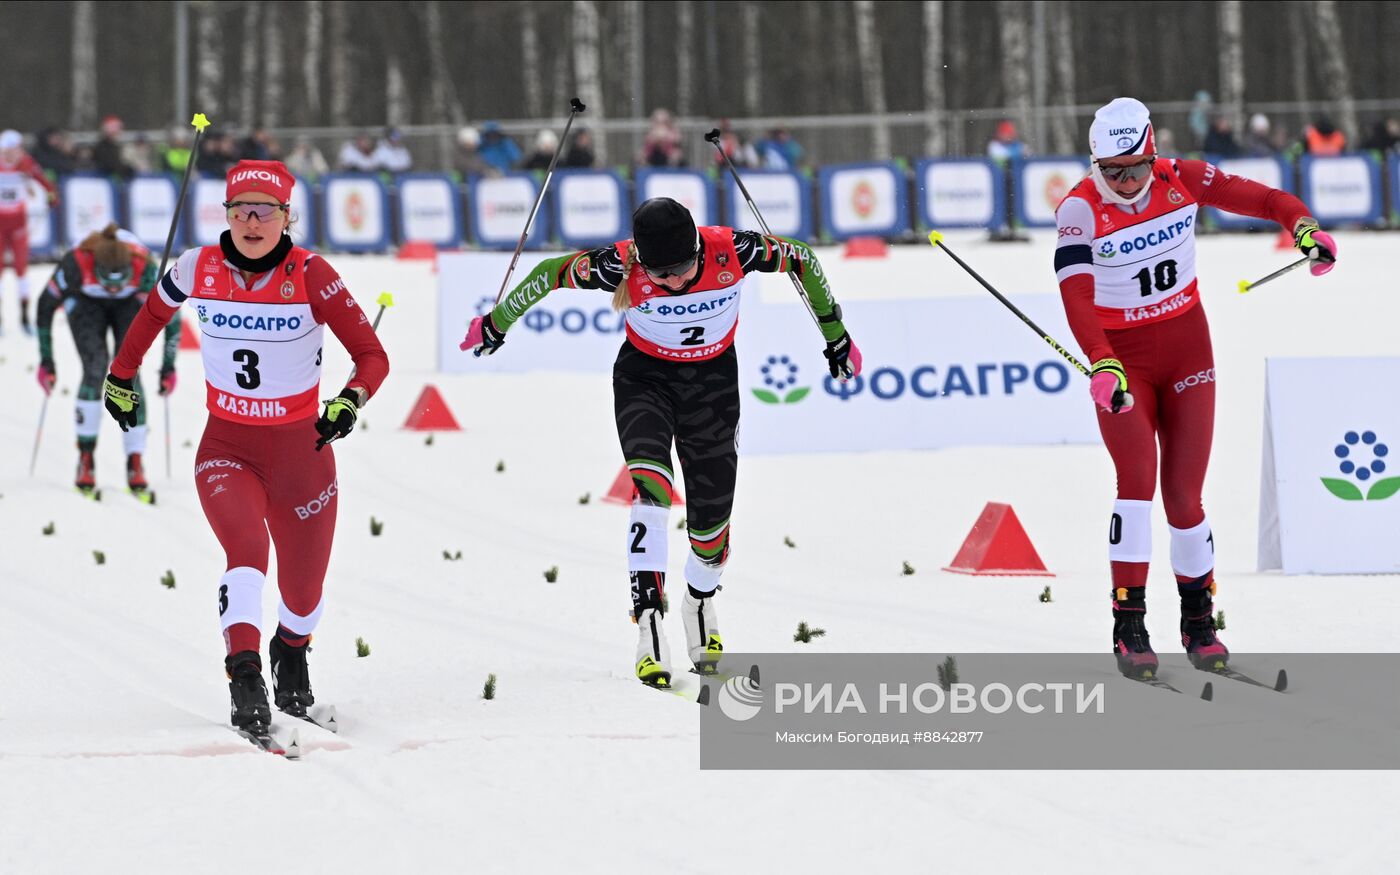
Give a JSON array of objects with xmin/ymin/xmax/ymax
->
[
  {"xmin": 315, "ymin": 388, "xmax": 362, "ymax": 451},
  {"xmin": 822, "ymin": 331, "xmax": 862, "ymax": 382},
  {"xmin": 103, "ymin": 373, "xmax": 140, "ymax": 432}
]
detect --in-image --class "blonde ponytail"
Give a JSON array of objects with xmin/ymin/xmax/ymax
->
[{"xmin": 611, "ymin": 243, "xmax": 638, "ymax": 312}]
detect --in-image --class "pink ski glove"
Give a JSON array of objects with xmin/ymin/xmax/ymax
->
[
  {"xmin": 1293, "ymin": 218, "xmax": 1337, "ymax": 277},
  {"xmin": 848, "ymin": 339, "xmax": 863, "ymax": 378},
  {"xmin": 37, "ymin": 361, "xmax": 56, "ymax": 395},
  {"xmin": 459, "ymin": 312, "xmax": 506, "ymax": 357},
  {"xmin": 1089, "ymin": 358, "xmax": 1134, "ymax": 414}
]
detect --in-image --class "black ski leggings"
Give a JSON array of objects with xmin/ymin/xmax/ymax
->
[
  {"xmin": 68, "ymin": 295, "xmax": 145, "ymax": 407},
  {"xmin": 613, "ymin": 342, "xmax": 739, "ymax": 565}
]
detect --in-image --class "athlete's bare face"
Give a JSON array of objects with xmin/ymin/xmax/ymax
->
[
  {"xmin": 226, "ymin": 190, "xmax": 290, "ymax": 261},
  {"xmin": 0, "ymin": 147, "xmax": 19, "ymax": 164},
  {"xmin": 1098, "ymin": 155, "xmax": 1154, "ymax": 199}
]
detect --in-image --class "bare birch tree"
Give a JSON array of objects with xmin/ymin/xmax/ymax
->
[
  {"xmin": 572, "ymin": 0, "xmax": 606, "ymax": 162},
  {"xmin": 998, "ymin": 1, "xmax": 1032, "ymax": 148},
  {"xmin": 328, "ymin": 1, "xmax": 351, "ymax": 127},
  {"xmin": 303, "ymin": 1, "xmax": 323, "ymax": 122},
  {"xmin": 923, "ymin": 0, "xmax": 946, "ymax": 156},
  {"xmin": 1288, "ymin": 3, "xmax": 1310, "ymax": 114},
  {"xmin": 1313, "ymin": 0, "xmax": 1357, "ymax": 141},
  {"xmin": 424, "ymin": 1, "xmax": 466, "ymax": 126},
  {"xmin": 263, "ymin": 11, "xmax": 284, "ymax": 127},
  {"xmin": 676, "ymin": 1, "xmax": 695, "ymax": 118},
  {"xmin": 386, "ymin": 54, "xmax": 409, "ymax": 128},
  {"xmin": 70, "ymin": 1, "xmax": 98, "ymax": 130},
  {"xmin": 1048, "ymin": 0, "xmax": 1078, "ymax": 154},
  {"xmin": 1218, "ymin": 1, "xmax": 1245, "ymax": 135},
  {"xmin": 196, "ymin": 3, "xmax": 223, "ymax": 119},
  {"xmin": 741, "ymin": 4, "xmax": 762, "ymax": 117},
  {"xmin": 854, "ymin": 0, "xmax": 890, "ymax": 159},
  {"xmin": 239, "ymin": 2, "xmax": 262, "ymax": 125},
  {"xmin": 521, "ymin": 2, "xmax": 543, "ymax": 118}
]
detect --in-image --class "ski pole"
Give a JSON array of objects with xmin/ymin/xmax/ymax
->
[
  {"xmin": 159, "ymin": 113, "xmax": 211, "ymax": 276},
  {"xmin": 492, "ymin": 98, "xmax": 586, "ymax": 306},
  {"xmin": 153, "ymin": 112, "xmax": 211, "ymax": 480},
  {"xmin": 163, "ymin": 395, "xmax": 172, "ymax": 479},
  {"xmin": 28, "ymin": 393, "xmax": 50, "ymax": 477},
  {"xmin": 703, "ymin": 128, "xmax": 823, "ymax": 333},
  {"xmin": 345, "ymin": 291, "xmax": 394, "ymax": 385},
  {"xmin": 1237, "ymin": 255, "xmax": 1310, "ymax": 294},
  {"xmin": 926, "ymin": 230, "xmax": 1093, "ymax": 379}
]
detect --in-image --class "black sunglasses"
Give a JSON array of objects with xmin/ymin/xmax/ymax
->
[{"xmin": 643, "ymin": 253, "xmax": 700, "ymax": 280}]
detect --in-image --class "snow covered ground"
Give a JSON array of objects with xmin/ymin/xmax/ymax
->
[{"xmin": 2, "ymin": 231, "xmax": 1397, "ymax": 873}]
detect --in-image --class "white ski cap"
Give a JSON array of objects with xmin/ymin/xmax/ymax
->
[
  {"xmin": 1089, "ymin": 98, "xmax": 1155, "ymax": 159},
  {"xmin": 0, "ymin": 130, "xmax": 21, "ymax": 150}
]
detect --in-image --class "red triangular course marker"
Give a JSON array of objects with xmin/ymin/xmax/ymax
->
[
  {"xmin": 601, "ymin": 465, "xmax": 684, "ymax": 506},
  {"xmin": 178, "ymin": 318, "xmax": 200, "ymax": 350},
  {"xmin": 402, "ymin": 385, "xmax": 462, "ymax": 431},
  {"xmin": 943, "ymin": 502, "xmax": 1052, "ymax": 576}
]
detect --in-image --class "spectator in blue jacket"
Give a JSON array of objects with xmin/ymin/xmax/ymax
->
[{"xmin": 478, "ymin": 122, "xmax": 522, "ymax": 174}]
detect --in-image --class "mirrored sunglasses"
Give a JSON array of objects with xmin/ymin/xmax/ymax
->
[
  {"xmin": 224, "ymin": 201, "xmax": 289, "ymax": 223},
  {"xmin": 1097, "ymin": 158, "xmax": 1155, "ymax": 183}
]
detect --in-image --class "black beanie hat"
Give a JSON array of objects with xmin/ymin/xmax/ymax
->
[{"xmin": 632, "ymin": 197, "xmax": 698, "ymax": 268}]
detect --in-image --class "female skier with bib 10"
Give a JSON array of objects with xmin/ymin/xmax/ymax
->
[
  {"xmin": 102, "ymin": 160, "xmax": 389, "ymax": 733},
  {"xmin": 1054, "ymin": 98, "xmax": 1336, "ymax": 679},
  {"xmin": 462, "ymin": 197, "xmax": 861, "ymax": 688}
]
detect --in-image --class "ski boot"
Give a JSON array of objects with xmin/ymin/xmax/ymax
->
[
  {"xmin": 1180, "ymin": 576, "xmax": 1229, "ymax": 670},
  {"xmin": 681, "ymin": 584, "xmax": 723, "ymax": 676},
  {"xmin": 631, "ymin": 570, "xmax": 672, "ymax": 688},
  {"xmin": 75, "ymin": 449, "xmax": 99, "ymax": 499},
  {"xmin": 269, "ymin": 633, "xmax": 315, "ymax": 718},
  {"xmin": 126, "ymin": 453, "xmax": 154, "ymax": 503},
  {"xmin": 1112, "ymin": 586, "xmax": 1159, "ymax": 679},
  {"xmin": 226, "ymin": 651, "xmax": 272, "ymax": 731}
]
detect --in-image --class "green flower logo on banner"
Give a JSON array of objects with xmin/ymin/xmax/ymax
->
[
  {"xmin": 752, "ymin": 355, "xmax": 810, "ymax": 405},
  {"xmin": 1322, "ymin": 430, "xmax": 1399, "ymax": 501}
]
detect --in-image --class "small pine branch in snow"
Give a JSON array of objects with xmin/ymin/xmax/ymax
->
[
  {"xmin": 578, "ymin": 492, "xmax": 591, "ymax": 505},
  {"xmin": 161, "ymin": 570, "xmax": 176, "ymax": 590},
  {"xmin": 483, "ymin": 673, "xmax": 497, "ymax": 700},
  {"xmin": 356, "ymin": 637, "xmax": 371, "ymax": 658},
  {"xmin": 92, "ymin": 550, "xmax": 106, "ymax": 565},
  {"xmin": 1039, "ymin": 586, "xmax": 1053, "ymax": 603},
  {"xmin": 902, "ymin": 561, "xmax": 915, "ymax": 576},
  {"xmin": 42, "ymin": 521, "xmax": 55, "ymax": 536},
  {"xmin": 793, "ymin": 621, "xmax": 826, "ymax": 643},
  {"xmin": 783, "ymin": 536, "xmax": 796, "ymax": 548},
  {"xmin": 543, "ymin": 566, "xmax": 559, "ymax": 583},
  {"xmin": 424, "ymin": 434, "xmax": 435, "ymax": 446},
  {"xmin": 443, "ymin": 550, "xmax": 462, "ymax": 561},
  {"xmin": 676, "ymin": 518, "xmax": 685, "ymax": 530},
  {"xmin": 370, "ymin": 516, "xmax": 384, "ymax": 536},
  {"xmin": 937, "ymin": 656, "xmax": 959, "ymax": 691},
  {"xmin": 496, "ymin": 460, "xmax": 505, "ymax": 472},
  {"xmin": 1213, "ymin": 610, "xmax": 1226, "ymax": 631}
]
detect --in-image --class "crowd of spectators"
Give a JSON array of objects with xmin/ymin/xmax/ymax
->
[{"xmin": 24, "ymin": 101, "xmax": 1400, "ymax": 192}]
